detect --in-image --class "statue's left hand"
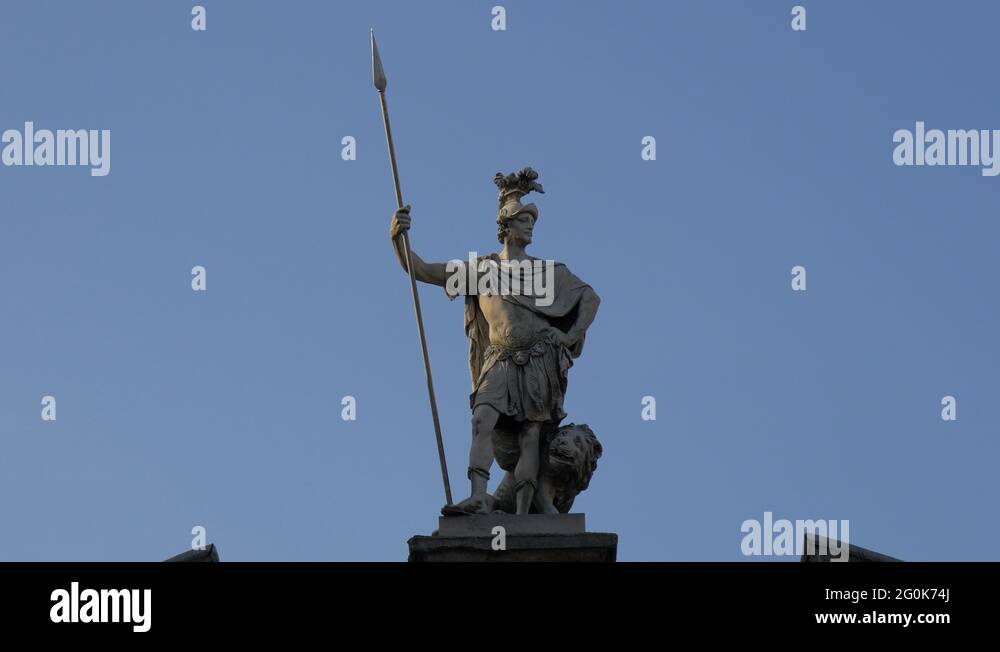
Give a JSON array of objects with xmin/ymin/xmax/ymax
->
[{"xmin": 543, "ymin": 326, "xmax": 576, "ymax": 349}]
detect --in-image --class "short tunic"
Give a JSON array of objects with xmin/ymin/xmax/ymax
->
[{"xmin": 471, "ymin": 332, "xmax": 573, "ymax": 471}]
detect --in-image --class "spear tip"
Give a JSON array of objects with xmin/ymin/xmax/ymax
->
[{"xmin": 371, "ymin": 30, "xmax": 387, "ymax": 92}]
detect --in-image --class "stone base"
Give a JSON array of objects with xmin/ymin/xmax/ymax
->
[
  {"xmin": 436, "ymin": 512, "xmax": 585, "ymax": 537},
  {"xmin": 409, "ymin": 513, "xmax": 617, "ymax": 562}
]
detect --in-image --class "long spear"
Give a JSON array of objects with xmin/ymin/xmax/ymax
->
[{"xmin": 371, "ymin": 30, "xmax": 453, "ymax": 506}]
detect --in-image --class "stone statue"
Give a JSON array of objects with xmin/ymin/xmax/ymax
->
[
  {"xmin": 491, "ymin": 422, "xmax": 603, "ymax": 514},
  {"xmin": 389, "ymin": 167, "xmax": 601, "ymax": 516}
]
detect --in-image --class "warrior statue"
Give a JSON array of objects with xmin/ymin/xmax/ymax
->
[{"xmin": 389, "ymin": 167, "xmax": 601, "ymax": 515}]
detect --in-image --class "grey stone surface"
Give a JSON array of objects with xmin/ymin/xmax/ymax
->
[
  {"xmin": 163, "ymin": 543, "xmax": 220, "ymax": 562},
  {"xmin": 800, "ymin": 535, "xmax": 901, "ymax": 562},
  {"xmin": 408, "ymin": 532, "xmax": 617, "ymax": 562},
  {"xmin": 437, "ymin": 513, "xmax": 585, "ymax": 537}
]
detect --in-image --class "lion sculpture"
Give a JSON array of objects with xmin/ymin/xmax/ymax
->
[{"xmin": 489, "ymin": 423, "xmax": 603, "ymax": 514}]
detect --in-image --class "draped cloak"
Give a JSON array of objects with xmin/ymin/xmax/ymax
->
[{"xmin": 445, "ymin": 253, "xmax": 594, "ymax": 458}]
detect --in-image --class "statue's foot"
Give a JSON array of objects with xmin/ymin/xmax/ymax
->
[{"xmin": 441, "ymin": 493, "xmax": 496, "ymax": 516}]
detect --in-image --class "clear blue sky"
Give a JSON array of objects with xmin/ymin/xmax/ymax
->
[{"xmin": 2, "ymin": 1, "xmax": 998, "ymax": 561}]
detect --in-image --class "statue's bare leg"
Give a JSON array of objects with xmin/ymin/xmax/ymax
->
[
  {"xmin": 469, "ymin": 404, "xmax": 498, "ymax": 490},
  {"xmin": 533, "ymin": 480, "xmax": 560, "ymax": 514},
  {"xmin": 514, "ymin": 421, "xmax": 541, "ymax": 515},
  {"xmin": 442, "ymin": 404, "xmax": 499, "ymax": 515}
]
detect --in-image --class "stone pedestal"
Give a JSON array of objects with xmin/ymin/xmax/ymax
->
[{"xmin": 407, "ymin": 513, "xmax": 617, "ymax": 562}]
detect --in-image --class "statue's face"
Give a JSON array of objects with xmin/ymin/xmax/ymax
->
[{"xmin": 506, "ymin": 212, "xmax": 536, "ymax": 246}]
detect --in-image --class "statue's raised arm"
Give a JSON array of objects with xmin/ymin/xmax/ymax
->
[{"xmin": 389, "ymin": 205, "xmax": 450, "ymax": 287}]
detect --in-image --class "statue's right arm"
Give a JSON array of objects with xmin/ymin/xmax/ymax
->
[{"xmin": 389, "ymin": 205, "xmax": 448, "ymax": 287}]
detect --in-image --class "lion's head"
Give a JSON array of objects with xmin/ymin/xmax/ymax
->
[{"xmin": 542, "ymin": 423, "xmax": 603, "ymax": 513}]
